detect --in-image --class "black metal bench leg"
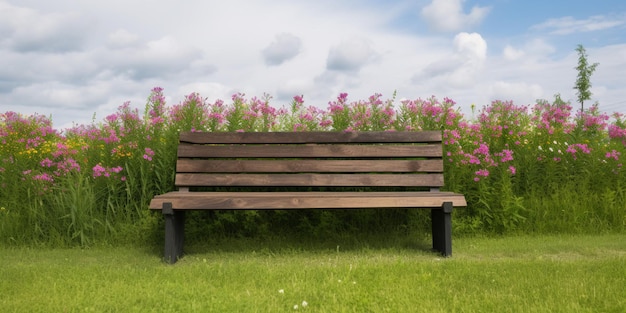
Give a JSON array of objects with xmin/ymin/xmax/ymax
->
[
  {"xmin": 431, "ymin": 202, "xmax": 453, "ymax": 257},
  {"xmin": 163, "ymin": 202, "xmax": 185, "ymax": 264}
]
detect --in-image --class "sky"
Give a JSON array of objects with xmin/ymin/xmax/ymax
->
[{"xmin": 1, "ymin": 0, "xmax": 626, "ymax": 129}]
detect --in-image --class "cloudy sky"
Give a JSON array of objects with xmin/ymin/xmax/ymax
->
[{"xmin": 2, "ymin": 0, "xmax": 626, "ymax": 129}]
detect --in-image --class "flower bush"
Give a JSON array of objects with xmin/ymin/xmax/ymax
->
[{"xmin": 1, "ymin": 88, "xmax": 625, "ymax": 246}]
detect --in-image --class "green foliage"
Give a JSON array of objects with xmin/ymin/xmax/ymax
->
[
  {"xmin": 1, "ymin": 89, "xmax": 625, "ymax": 248},
  {"xmin": 574, "ymin": 44, "xmax": 599, "ymax": 113},
  {"xmin": 1, "ymin": 235, "xmax": 625, "ymax": 312}
]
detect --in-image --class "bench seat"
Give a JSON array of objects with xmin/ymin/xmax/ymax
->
[{"xmin": 149, "ymin": 191, "xmax": 467, "ymax": 210}]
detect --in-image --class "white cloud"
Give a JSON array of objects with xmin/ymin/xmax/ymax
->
[
  {"xmin": 275, "ymin": 79, "xmax": 314, "ymax": 101},
  {"xmin": 96, "ymin": 36, "xmax": 209, "ymax": 80},
  {"xmin": 262, "ymin": 33, "xmax": 302, "ymax": 66},
  {"xmin": 176, "ymin": 82, "xmax": 234, "ymax": 103},
  {"xmin": 11, "ymin": 83, "xmax": 108, "ymax": 110},
  {"xmin": 490, "ymin": 82, "xmax": 543, "ymax": 103},
  {"xmin": 0, "ymin": 49, "xmax": 98, "ymax": 91},
  {"xmin": 1, "ymin": 0, "xmax": 626, "ymax": 130},
  {"xmin": 4, "ymin": 77, "xmax": 145, "ymax": 129},
  {"xmin": 420, "ymin": 0, "xmax": 491, "ymax": 32},
  {"xmin": 498, "ymin": 39, "xmax": 556, "ymax": 72},
  {"xmin": 326, "ymin": 37, "xmax": 378, "ymax": 72},
  {"xmin": 414, "ymin": 32, "xmax": 487, "ymax": 88},
  {"xmin": 107, "ymin": 29, "xmax": 141, "ymax": 49},
  {"xmin": 450, "ymin": 33, "xmax": 487, "ymax": 86},
  {"xmin": 532, "ymin": 15, "xmax": 626, "ymax": 35},
  {"xmin": 313, "ymin": 70, "xmax": 363, "ymax": 99},
  {"xmin": 0, "ymin": 1, "xmax": 89, "ymax": 52},
  {"xmin": 454, "ymin": 32, "xmax": 487, "ymax": 60},
  {"xmin": 503, "ymin": 45, "xmax": 525, "ymax": 61},
  {"xmin": 584, "ymin": 44, "xmax": 626, "ymax": 112}
]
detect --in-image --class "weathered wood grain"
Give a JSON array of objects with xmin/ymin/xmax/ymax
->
[
  {"xmin": 149, "ymin": 191, "xmax": 467, "ymax": 210},
  {"xmin": 176, "ymin": 159, "xmax": 444, "ymax": 173},
  {"xmin": 179, "ymin": 131, "xmax": 442, "ymax": 144}
]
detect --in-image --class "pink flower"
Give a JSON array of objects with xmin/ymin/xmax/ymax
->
[
  {"xmin": 473, "ymin": 143, "xmax": 489, "ymax": 156},
  {"xmin": 33, "ymin": 173, "xmax": 54, "ymax": 182},
  {"xmin": 566, "ymin": 146, "xmax": 577, "ymax": 155},
  {"xmin": 605, "ymin": 150, "xmax": 620, "ymax": 161},
  {"xmin": 475, "ymin": 169, "xmax": 489, "ymax": 177},
  {"xmin": 499, "ymin": 149, "xmax": 514, "ymax": 162},
  {"xmin": 577, "ymin": 144, "xmax": 591, "ymax": 154},
  {"xmin": 338, "ymin": 93, "xmax": 348, "ymax": 103},
  {"xmin": 319, "ymin": 119, "xmax": 333, "ymax": 128},
  {"xmin": 508, "ymin": 166, "xmax": 516, "ymax": 175},
  {"xmin": 293, "ymin": 95, "xmax": 304, "ymax": 105},
  {"xmin": 143, "ymin": 147, "xmax": 154, "ymax": 161},
  {"xmin": 105, "ymin": 113, "xmax": 119, "ymax": 124},
  {"xmin": 566, "ymin": 143, "xmax": 592, "ymax": 160},
  {"xmin": 92, "ymin": 164, "xmax": 106, "ymax": 178},
  {"xmin": 40, "ymin": 158, "xmax": 54, "ymax": 167},
  {"xmin": 63, "ymin": 158, "xmax": 81, "ymax": 172}
]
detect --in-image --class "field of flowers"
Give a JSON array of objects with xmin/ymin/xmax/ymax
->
[{"xmin": 1, "ymin": 87, "xmax": 625, "ymax": 246}]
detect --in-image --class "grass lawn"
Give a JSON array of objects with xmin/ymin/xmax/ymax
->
[{"xmin": 1, "ymin": 234, "xmax": 625, "ymax": 312}]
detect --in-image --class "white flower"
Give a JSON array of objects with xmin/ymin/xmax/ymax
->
[
  {"xmin": 302, "ymin": 301, "xmax": 308, "ymax": 307},
  {"xmin": 294, "ymin": 304, "xmax": 299, "ymax": 310},
  {"xmin": 279, "ymin": 289, "xmax": 285, "ymax": 294}
]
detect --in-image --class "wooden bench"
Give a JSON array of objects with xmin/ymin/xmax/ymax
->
[{"xmin": 149, "ymin": 131, "xmax": 467, "ymax": 263}]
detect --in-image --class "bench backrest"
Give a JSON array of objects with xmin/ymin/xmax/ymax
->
[{"xmin": 175, "ymin": 131, "xmax": 444, "ymax": 191}]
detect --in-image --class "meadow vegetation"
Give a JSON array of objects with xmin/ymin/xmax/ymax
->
[
  {"xmin": 1, "ymin": 234, "xmax": 624, "ymax": 312},
  {"xmin": 1, "ymin": 88, "xmax": 625, "ymax": 247}
]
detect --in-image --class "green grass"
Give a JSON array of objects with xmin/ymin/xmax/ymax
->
[{"xmin": 1, "ymin": 234, "xmax": 625, "ymax": 312}]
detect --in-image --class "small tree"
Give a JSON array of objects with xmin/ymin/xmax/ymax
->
[{"xmin": 573, "ymin": 44, "xmax": 599, "ymax": 114}]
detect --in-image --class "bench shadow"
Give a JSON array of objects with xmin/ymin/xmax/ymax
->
[{"xmin": 175, "ymin": 232, "xmax": 437, "ymax": 259}]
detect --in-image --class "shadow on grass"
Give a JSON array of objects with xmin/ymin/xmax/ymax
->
[
  {"xmin": 146, "ymin": 209, "xmax": 440, "ymax": 260},
  {"xmin": 153, "ymin": 231, "xmax": 437, "ymax": 260}
]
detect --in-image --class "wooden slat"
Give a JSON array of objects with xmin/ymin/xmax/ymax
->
[
  {"xmin": 149, "ymin": 191, "xmax": 467, "ymax": 210},
  {"xmin": 179, "ymin": 131, "xmax": 442, "ymax": 144},
  {"xmin": 155, "ymin": 191, "xmax": 460, "ymax": 198},
  {"xmin": 175, "ymin": 173, "xmax": 444, "ymax": 187},
  {"xmin": 177, "ymin": 144, "xmax": 443, "ymax": 158},
  {"xmin": 176, "ymin": 159, "xmax": 444, "ymax": 173}
]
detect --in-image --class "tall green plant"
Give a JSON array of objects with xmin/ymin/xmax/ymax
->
[{"xmin": 574, "ymin": 44, "xmax": 599, "ymax": 115}]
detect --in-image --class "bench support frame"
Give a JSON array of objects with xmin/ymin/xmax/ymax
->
[
  {"xmin": 431, "ymin": 201, "xmax": 453, "ymax": 257},
  {"xmin": 163, "ymin": 202, "xmax": 185, "ymax": 264},
  {"xmin": 161, "ymin": 201, "xmax": 455, "ymax": 263}
]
